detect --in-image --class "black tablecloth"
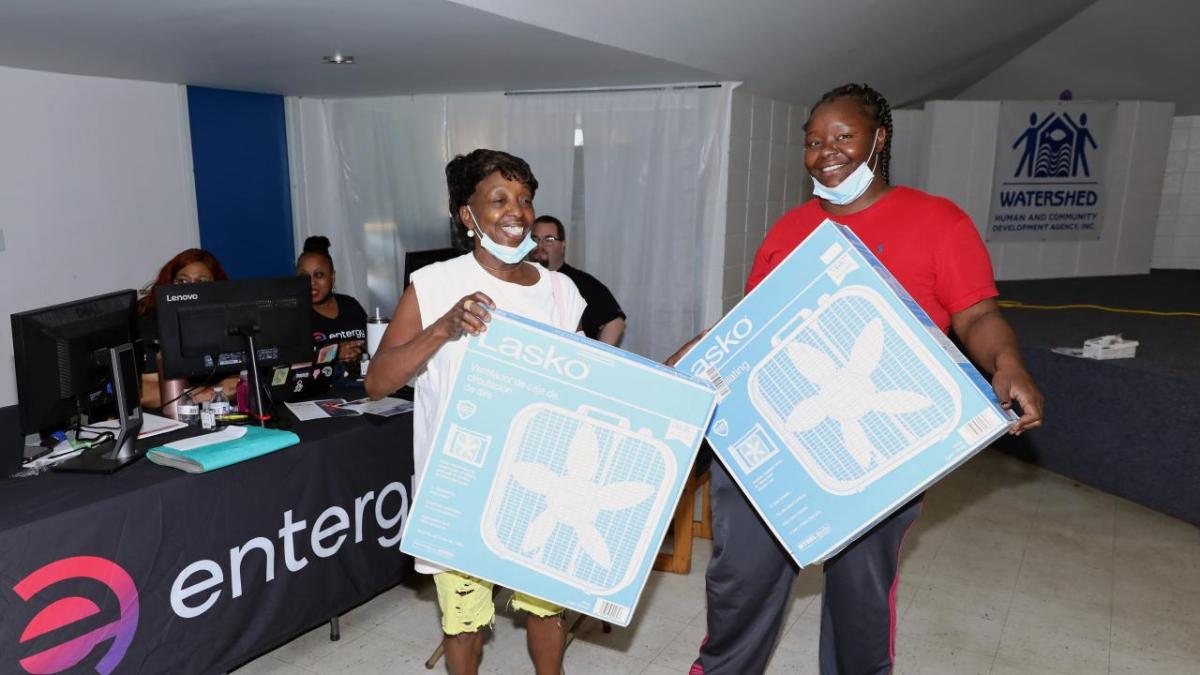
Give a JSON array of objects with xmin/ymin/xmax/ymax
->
[{"xmin": 0, "ymin": 413, "xmax": 414, "ymax": 674}]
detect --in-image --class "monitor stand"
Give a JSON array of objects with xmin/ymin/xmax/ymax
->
[
  {"xmin": 53, "ymin": 426, "xmax": 143, "ymax": 474},
  {"xmin": 54, "ymin": 343, "xmax": 145, "ymax": 474}
]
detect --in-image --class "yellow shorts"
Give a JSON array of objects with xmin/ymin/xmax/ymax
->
[{"xmin": 433, "ymin": 571, "xmax": 562, "ymax": 635}]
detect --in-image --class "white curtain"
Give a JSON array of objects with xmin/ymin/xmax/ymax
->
[
  {"xmin": 288, "ymin": 95, "xmax": 453, "ymax": 316},
  {"xmin": 578, "ymin": 87, "xmax": 730, "ymax": 359},
  {"xmin": 288, "ymin": 92, "xmax": 575, "ymax": 315},
  {"xmin": 286, "ymin": 85, "xmax": 731, "ymax": 358},
  {"xmin": 505, "ymin": 95, "xmax": 579, "ymax": 225}
]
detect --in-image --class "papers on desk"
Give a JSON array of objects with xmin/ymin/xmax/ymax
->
[
  {"xmin": 162, "ymin": 425, "xmax": 246, "ymax": 451},
  {"xmin": 146, "ymin": 426, "xmax": 300, "ymax": 473},
  {"xmin": 285, "ymin": 397, "xmax": 413, "ymax": 421},
  {"xmin": 340, "ymin": 397, "xmax": 413, "ymax": 417},
  {"xmin": 284, "ymin": 398, "xmax": 350, "ymax": 421},
  {"xmin": 89, "ymin": 412, "xmax": 189, "ymax": 438}
]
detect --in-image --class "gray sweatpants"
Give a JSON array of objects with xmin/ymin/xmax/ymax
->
[{"xmin": 693, "ymin": 461, "xmax": 923, "ymax": 675}]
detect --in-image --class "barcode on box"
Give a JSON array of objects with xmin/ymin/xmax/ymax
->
[
  {"xmin": 958, "ymin": 408, "xmax": 1004, "ymax": 445},
  {"xmin": 592, "ymin": 599, "xmax": 630, "ymax": 624},
  {"xmin": 702, "ymin": 366, "xmax": 731, "ymax": 400}
]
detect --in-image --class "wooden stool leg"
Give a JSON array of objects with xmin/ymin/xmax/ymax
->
[
  {"xmin": 425, "ymin": 641, "xmax": 445, "ymax": 669},
  {"xmin": 695, "ymin": 469, "xmax": 712, "ymax": 540},
  {"xmin": 654, "ymin": 472, "xmax": 697, "ymax": 574}
]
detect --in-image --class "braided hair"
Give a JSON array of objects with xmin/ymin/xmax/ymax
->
[{"xmin": 811, "ymin": 83, "xmax": 893, "ymax": 184}]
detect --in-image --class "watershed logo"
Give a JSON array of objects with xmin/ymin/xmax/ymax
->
[
  {"xmin": 1010, "ymin": 111, "xmax": 1098, "ymax": 179},
  {"xmin": 12, "ymin": 556, "xmax": 139, "ymax": 675}
]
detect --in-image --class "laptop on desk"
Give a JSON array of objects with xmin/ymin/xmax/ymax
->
[{"xmin": 265, "ymin": 342, "xmax": 342, "ymax": 404}]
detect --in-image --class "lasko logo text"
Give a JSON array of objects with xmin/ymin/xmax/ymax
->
[
  {"xmin": 478, "ymin": 332, "xmax": 590, "ymax": 380},
  {"xmin": 689, "ymin": 317, "xmax": 753, "ymax": 377},
  {"xmin": 13, "ymin": 556, "xmax": 139, "ymax": 675}
]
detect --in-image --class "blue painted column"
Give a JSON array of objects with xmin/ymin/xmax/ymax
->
[{"xmin": 187, "ymin": 87, "xmax": 295, "ymax": 279}]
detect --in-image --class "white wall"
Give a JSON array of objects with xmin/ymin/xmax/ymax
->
[
  {"xmin": 918, "ymin": 100, "xmax": 1174, "ymax": 280},
  {"xmin": 889, "ymin": 109, "xmax": 930, "ymax": 190},
  {"xmin": 723, "ymin": 87, "xmax": 809, "ymax": 311},
  {"xmin": 1153, "ymin": 116, "xmax": 1200, "ymax": 269},
  {"xmin": 0, "ymin": 66, "xmax": 198, "ymax": 408}
]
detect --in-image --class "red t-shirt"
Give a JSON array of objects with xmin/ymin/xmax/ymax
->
[{"xmin": 746, "ymin": 187, "xmax": 998, "ymax": 333}]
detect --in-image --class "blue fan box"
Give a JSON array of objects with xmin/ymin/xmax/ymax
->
[
  {"xmin": 678, "ymin": 220, "xmax": 1014, "ymax": 567},
  {"xmin": 401, "ymin": 309, "xmax": 716, "ymax": 626}
]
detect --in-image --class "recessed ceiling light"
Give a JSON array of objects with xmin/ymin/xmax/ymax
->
[{"xmin": 322, "ymin": 54, "xmax": 355, "ymax": 65}]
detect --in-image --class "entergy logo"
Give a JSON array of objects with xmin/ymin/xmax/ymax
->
[{"xmin": 12, "ymin": 556, "xmax": 139, "ymax": 675}]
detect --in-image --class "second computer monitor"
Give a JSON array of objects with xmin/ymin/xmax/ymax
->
[{"xmin": 155, "ymin": 277, "xmax": 312, "ymax": 379}]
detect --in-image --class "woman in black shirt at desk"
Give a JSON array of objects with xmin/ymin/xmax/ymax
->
[{"xmin": 297, "ymin": 236, "xmax": 368, "ymax": 370}]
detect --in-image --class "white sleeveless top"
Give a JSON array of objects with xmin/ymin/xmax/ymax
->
[{"xmin": 409, "ymin": 253, "xmax": 586, "ymax": 574}]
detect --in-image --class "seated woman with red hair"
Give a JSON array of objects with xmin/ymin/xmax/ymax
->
[{"xmin": 137, "ymin": 248, "xmax": 239, "ymax": 409}]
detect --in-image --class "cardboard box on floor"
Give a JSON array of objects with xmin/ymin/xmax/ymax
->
[
  {"xmin": 678, "ymin": 220, "xmax": 1015, "ymax": 567},
  {"xmin": 401, "ymin": 309, "xmax": 716, "ymax": 626}
]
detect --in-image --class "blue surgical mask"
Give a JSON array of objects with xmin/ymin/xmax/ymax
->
[
  {"xmin": 468, "ymin": 206, "xmax": 536, "ymax": 264},
  {"xmin": 811, "ymin": 130, "xmax": 881, "ymax": 205}
]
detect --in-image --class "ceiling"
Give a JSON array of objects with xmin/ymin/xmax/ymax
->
[
  {"xmin": 447, "ymin": 0, "xmax": 1095, "ymax": 106},
  {"xmin": 957, "ymin": 0, "xmax": 1200, "ymax": 114},
  {"xmin": 0, "ymin": 0, "xmax": 1194, "ymax": 112},
  {"xmin": 0, "ymin": 0, "xmax": 714, "ymax": 97}
]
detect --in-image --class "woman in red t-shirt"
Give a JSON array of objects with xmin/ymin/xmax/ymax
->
[{"xmin": 679, "ymin": 84, "xmax": 1043, "ymax": 675}]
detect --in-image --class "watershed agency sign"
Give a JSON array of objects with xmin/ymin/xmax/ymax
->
[{"xmin": 986, "ymin": 101, "xmax": 1115, "ymax": 242}]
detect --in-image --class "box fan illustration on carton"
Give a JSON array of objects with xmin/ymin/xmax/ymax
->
[
  {"xmin": 403, "ymin": 309, "xmax": 716, "ymax": 625},
  {"xmin": 680, "ymin": 220, "xmax": 1014, "ymax": 566},
  {"xmin": 743, "ymin": 285, "xmax": 962, "ymax": 494},
  {"xmin": 478, "ymin": 402, "xmax": 678, "ymax": 596}
]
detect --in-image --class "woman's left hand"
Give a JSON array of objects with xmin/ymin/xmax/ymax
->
[{"xmin": 992, "ymin": 364, "xmax": 1044, "ymax": 435}]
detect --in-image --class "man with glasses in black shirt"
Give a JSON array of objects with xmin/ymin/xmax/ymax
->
[{"xmin": 529, "ymin": 215, "xmax": 626, "ymax": 346}]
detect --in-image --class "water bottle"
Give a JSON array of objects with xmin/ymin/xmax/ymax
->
[
  {"xmin": 236, "ymin": 371, "xmax": 250, "ymax": 413},
  {"xmin": 210, "ymin": 387, "xmax": 231, "ymax": 417},
  {"xmin": 177, "ymin": 390, "xmax": 200, "ymax": 427}
]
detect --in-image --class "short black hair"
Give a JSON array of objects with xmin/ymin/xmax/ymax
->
[
  {"xmin": 446, "ymin": 149, "xmax": 539, "ymax": 251},
  {"xmin": 534, "ymin": 215, "xmax": 565, "ymax": 240},
  {"xmin": 299, "ymin": 235, "xmax": 334, "ymax": 269},
  {"xmin": 807, "ymin": 83, "xmax": 894, "ymax": 184}
]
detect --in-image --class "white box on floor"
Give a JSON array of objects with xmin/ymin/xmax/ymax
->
[
  {"xmin": 401, "ymin": 309, "xmax": 717, "ymax": 626},
  {"xmin": 678, "ymin": 220, "xmax": 1015, "ymax": 566}
]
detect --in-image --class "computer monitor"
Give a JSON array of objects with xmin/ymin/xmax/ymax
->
[
  {"xmin": 11, "ymin": 290, "xmax": 138, "ymax": 435},
  {"xmin": 10, "ymin": 290, "xmax": 144, "ymax": 472},
  {"xmin": 155, "ymin": 276, "xmax": 312, "ymax": 423},
  {"xmin": 403, "ymin": 247, "xmax": 459, "ymax": 289}
]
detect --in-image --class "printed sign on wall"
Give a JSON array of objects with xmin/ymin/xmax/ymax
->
[{"xmin": 987, "ymin": 101, "xmax": 1115, "ymax": 242}]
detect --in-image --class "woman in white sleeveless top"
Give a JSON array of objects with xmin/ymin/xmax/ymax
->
[{"xmin": 366, "ymin": 149, "xmax": 585, "ymax": 675}]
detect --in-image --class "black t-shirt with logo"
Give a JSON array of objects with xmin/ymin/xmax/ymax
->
[
  {"xmin": 310, "ymin": 294, "xmax": 368, "ymax": 356},
  {"xmin": 557, "ymin": 263, "xmax": 625, "ymax": 340}
]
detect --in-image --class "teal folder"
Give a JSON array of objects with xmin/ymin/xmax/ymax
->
[{"xmin": 146, "ymin": 426, "xmax": 300, "ymax": 473}]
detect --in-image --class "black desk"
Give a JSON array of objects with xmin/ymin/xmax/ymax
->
[{"xmin": 0, "ymin": 413, "xmax": 414, "ymax": 674}]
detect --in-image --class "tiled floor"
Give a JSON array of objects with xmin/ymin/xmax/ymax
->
[{"xmin": 233, "ymin": 449, "xmax": 1200, "ymax": 674}]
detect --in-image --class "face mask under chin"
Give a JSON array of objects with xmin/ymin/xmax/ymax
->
[
  {"xmin": 468, "ymin": 206, "xmax": 536, "ymax": 264},
  {"xmin": 811, "ymin": 130, "xmax": 881, "ymax": 206}
]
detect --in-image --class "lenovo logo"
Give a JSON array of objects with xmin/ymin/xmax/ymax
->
[
  {"xmin": 12, "ymin": 556, "xmax": 139, "ymax": 675},
  {"xmin": 164, "ymin": 293, "xmax": 199, "ymax": 302}
]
